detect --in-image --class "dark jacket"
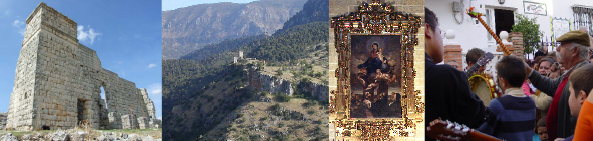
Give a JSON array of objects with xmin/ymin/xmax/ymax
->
[
  {"xmin": 528, "ymin": 60, "xmax": 589, "ymax": 139},
  {"xmin": 425, "ymin": 53, "xmax": 488, "ymax": 140}
]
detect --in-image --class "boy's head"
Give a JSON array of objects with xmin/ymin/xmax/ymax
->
[
  {"xmin": 466, "ymin": 48, "xmax": 486, "ymax": 73},
  {"xmin": 466, "ymin": 48, "xmax": 485, "ymax": 66},
  {"xmin": 495, "ymin": 56, "xmax": 527, "ymax": 90},
  {"xmin": 568, "ymin": 64, "xmax": 593, "ymax": 117},
  {"xmin": 536, "ymin": 117, "xmax": 549, "ymax": 141}
]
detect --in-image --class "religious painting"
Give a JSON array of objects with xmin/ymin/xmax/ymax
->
[
  {"xmin": 329, "ymin": 0, "xmax": 423, "ymax": 140},
  {"xmin": 349, "ymin": 35, "xmax": 402, "ymax": 119}
]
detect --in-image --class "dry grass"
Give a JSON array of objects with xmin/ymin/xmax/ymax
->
[{"xmin": 203, "ymin": 94, "xmax": 329, "ymax": 140}]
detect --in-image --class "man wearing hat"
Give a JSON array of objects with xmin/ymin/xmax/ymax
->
[{"xmin": 526, "ymin": 30, "xmax": 591, "ymax": 140}]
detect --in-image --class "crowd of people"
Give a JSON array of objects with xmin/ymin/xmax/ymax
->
[{"xmin": 425, "ymin": 7, "xmax": 593, "ymax": 141}]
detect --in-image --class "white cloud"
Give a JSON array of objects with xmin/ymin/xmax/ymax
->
[
  {"xmin": 147, "ymin": 83, "xmax": 162, "ymax": 95},
  {"xmin": 12, "ymin": 20, "xmax": 25, "ymax": 36},
  {"xmin": 147, "ymin": 63, "xmax": 157, "ymax": 68},
  {"xmin": 77, "ymin": 25, "xmax": 102, "ymax": 45}
]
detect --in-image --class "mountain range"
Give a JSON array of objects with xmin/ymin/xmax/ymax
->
[{"xmin": 162, "ymin": 0, "xmax": 308, "ymax": 59}]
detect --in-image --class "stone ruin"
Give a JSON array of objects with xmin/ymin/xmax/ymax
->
[{"xmin": 6, "ymin": 3, "xmax": 160, "ymax": 131}]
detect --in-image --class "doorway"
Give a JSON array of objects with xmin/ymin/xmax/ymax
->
[
  {"xmin": 494, "ymin": 9, "xmax": 515, "ymax": 37},
  {"xmin": 77, "ymin": 99, "xmax": 87, "ymax": 124}
]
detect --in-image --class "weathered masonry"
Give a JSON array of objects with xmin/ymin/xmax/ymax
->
[{"xmin": 6, "ymin": 3, "xmax": 159, "ymax": 131}]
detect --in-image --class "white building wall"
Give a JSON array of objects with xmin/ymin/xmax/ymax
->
[
  {"xmin": 427, "ymin": 0, "xmax": 593, "ymax": 86},
  {"xmin": 427, "ymin": 0, "xmax": 593, "ymax": 65}
]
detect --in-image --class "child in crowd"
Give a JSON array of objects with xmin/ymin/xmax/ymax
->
[
  {"xmin": 478, "ymin": 55, "xmax": 536, "ymax": 140},
  {"xmin": 558, "ymin": 64, "xmax": 593, "ymax": 141},
  {"xmin": 534, "ymin": 117, "xmax": 549, "ymax": 141}
]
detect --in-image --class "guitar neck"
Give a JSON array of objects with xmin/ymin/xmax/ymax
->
[
  {"xmin": 468, "ymin": 130, "xmax": 503, "ymax": 141},
  {"xmin": 465, "ymin": 63, "xmax": 481, "ymax": 77}
]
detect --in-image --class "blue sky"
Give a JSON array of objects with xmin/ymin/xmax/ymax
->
[
  {"xmin": 162, "ymin": 0, "xmax": 259, "ymax": 11},
  {"xmin": 0, "ymin": 0, "xmax": 162, "ymax": 119}
]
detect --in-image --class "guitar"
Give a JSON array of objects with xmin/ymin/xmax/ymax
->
[
  {"xmin": 426, "ymin": 119, "xmax": 503, "ymax": 141},
  {"xmin": 465, "ymin": 52, "xmax": 494, "ymax": 78}
]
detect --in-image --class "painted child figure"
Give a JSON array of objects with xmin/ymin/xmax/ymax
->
[{"xmin": 477, "ymin": 55, "xmax": 536, "ymax": 140}]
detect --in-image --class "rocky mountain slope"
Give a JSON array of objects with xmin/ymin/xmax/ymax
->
[
  {"xmin": 278, "ymin": 0, "xmax": 329, "ymax": 33},
  {"xmin": 162, "ymin": 0, "xmax": 307, "ymax": 59},
  {"xmin": 166, "ymin": 63, "xmax": 328, "ymax": 140},
  {"xmin": 162, "ymin": 0, "xmax": 330, "ymax": 140},
  {"xmin": 163, "ymin": 22, "xmax": 328, "ymax": 114}
]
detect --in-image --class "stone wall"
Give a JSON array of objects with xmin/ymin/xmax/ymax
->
[
  {"xmin": 140, "ymin": 88, "xmax": 157, "ymax": 119},
  {"xmin": 6, "ymin": 2, "xmax": 156, "ymax": 131},
  {"xmin": 137, "ymin": 117, "xmax": 150, "ymax": 129},
  {"xmin": 297, "ymin": 81, "xmax": 329, "ymax": 102},
  {"xmin": 0, "ymin": 112, "xmax": 7, "ymax": 130},
  {"xmin": 121, "ymin": 115, "xmax": 137, "ymax": 129},
  {"xmin": 248, "ymin": 66, "xmax": 294, "ymax": 96},
  {"xmin": 247, "ymin": 66, "xmax": 329, "ymax": 102}
]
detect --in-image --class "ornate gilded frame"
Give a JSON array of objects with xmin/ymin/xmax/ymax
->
[{"xmin": 329, "ymin": 0, "xmax": 423, "ymax": 140}]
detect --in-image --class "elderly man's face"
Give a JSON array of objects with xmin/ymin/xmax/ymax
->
[{"xmin": 556, "ymin": 42, "xmax": 573, "ymax": 65}]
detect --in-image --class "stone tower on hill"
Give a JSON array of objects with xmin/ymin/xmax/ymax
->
[{"xmin": 6, "ymin": 2, "xmax": 159, "ymax": 131}]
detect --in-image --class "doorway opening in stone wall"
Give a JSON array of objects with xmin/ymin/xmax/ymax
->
[{"xmin": 77, "ymin": 99, "xmax": 87, "ymax": 125}]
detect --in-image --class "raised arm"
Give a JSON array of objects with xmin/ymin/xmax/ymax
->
[{"xmin": 527, "ymin": 69, "xmax": 564, "ymax": 97}]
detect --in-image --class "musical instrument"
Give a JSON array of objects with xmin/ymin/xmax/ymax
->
[
  {"xmin": 427, "ymin": 119, "xmax": 503, "ymax": 141},
  {"xmin": 465, "ymin": 52, "xmax": 494, "ymax": 78},
  {"xmin": 464, "ymin": 52, "xmax": 497, "ymax": 106},
  {"xmin": 469, "ymin": 73, "xmax": 498, "ymax": 106},
  {"xmin": 467, "ymin": 7, "xmax": 511, "ymax": 56}
]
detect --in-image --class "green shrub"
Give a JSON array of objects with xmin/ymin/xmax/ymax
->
[
  {"xmin": 275, "ymin": 93, "xmax": 291, "ymax": 102},
  {"xmin": 307, "ymin": 109, "xmax": 316, "ymax": 115}
]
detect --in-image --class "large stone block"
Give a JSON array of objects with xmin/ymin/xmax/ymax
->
[
  {"xmin": 108, "ymin": 112, "xmax": 121, "ymax": 129},
  {"xmin": 121, "ymin": 114, "xmax": 138, "ymax": 129},
  {"xmin": 137, "ymin": 117, "xmax": 150, "ymax": 129}
]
